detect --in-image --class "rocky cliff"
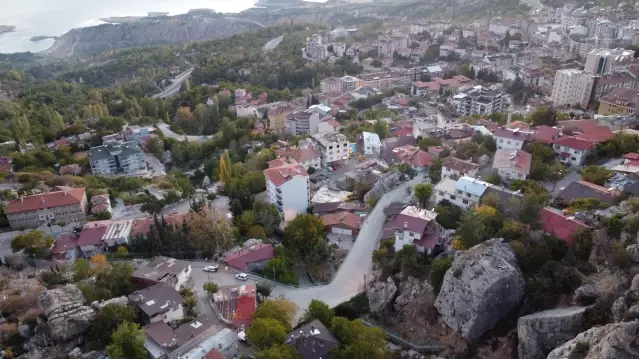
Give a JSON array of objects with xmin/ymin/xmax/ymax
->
[
  {"xmin": 517, "ymin": 307, "xmax": 588, "ymax": 359},
  {"xmin": 546, "ymin": 320, "xmax": 639, "ymax": 359},
  {"xmin": 43, "ymin": 16, "xmax": 260, "ymax": 58},
  {"xmin": 434, "ymin": 238, "xmax": 526, "ymax": 341},
  {"xmin": 37, "ymin": 284, "xmax": 96, "ymax": 342}
]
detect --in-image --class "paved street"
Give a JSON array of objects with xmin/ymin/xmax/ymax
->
[
  {"xmin": 263, "ymin": 35, "xmax": 283, "ymax": 52},
  {"xmin": 157, "ymin": 123, "xmax": 214, "ymax": 143},
  {"xmin": 152, "ymin": 68, "xmax": 194, "ymax": 99},
  {"xmin": 267, "ymin": 177, "xmax": 421, "ymax": 314}
]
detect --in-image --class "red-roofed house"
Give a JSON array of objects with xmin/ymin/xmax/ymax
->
[
  {"xmin": 541, "ymin": 207, "xmax": 590, "ymax": 245},
  {"xmin": 6, "ymin": 187, "xmax": 88, "ymax": 230},
  {"xmin": 492, "ymin": 149, "xmax": 532, "ymax": 180},
  {"xmin": 224, "ymin": 244, "xmax": 274, "ymax": 271},
  {"xmin": 531, "ymin": 125, "xmax": 561, "ymax": 144},
  {"xmin": 321, "ymin": 211, "xmax": 362, "ymax": 236},
  {"xmin": 493, "ymin": 127, "xmax": 530, "ymax": 150},
  {"xmin": 264, "ymin": 162, "xmax": 309, "ymax": 221},
  {"xmin": 77, "ymin": 223, "xmax": 108, "ymax": 257},
  {"xmin": 390, "ymin": 145, "xmax": 433, "ymax": 171},
  {"xmin": 233, "ymin": 285, "xmax": 257, "ymax": 328},
  {"xmin": 552, "ymin": 135, "xmax": 594, "ymax": 166},
  {"xmin": 204, "ymin": 350, "xmax": 227, "ymax": 359},
  {"xmin": 393, "ymin": 206, "xmax": 442, "ymax": 254},
  {"xmin": 558, "ymin": 120, "xmax": 613, "ymax": 143},
  {"xmin": 274, "ymin": 147, "xmax": 321, "ymax": 170},
  {"xmin": 130, "ymin": 213, "xmax": 187, "ymax": 238},
  {"xmin": 411, "ymin": 81, "xmax": 441, "ymax": 97},
  {"xmin": 51, "ymin": 233, "xmax": 79, "ymax": 262}
]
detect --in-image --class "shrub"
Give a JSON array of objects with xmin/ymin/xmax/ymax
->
[{"xmin": 429, "ymin": 258, "xmax": 453, "ymax": 292}]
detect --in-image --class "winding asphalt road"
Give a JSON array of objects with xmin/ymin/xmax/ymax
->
[
  {"xmin": 269, "ymin": 177, "xmax": 422, "ymax": 312},
  {"xmin": 156, "ymin": 123, "xmax": 214, "ymax": 142},
  {"xmin": 152, "ymin": 68, "xmax": 194, "ymax": 99}
]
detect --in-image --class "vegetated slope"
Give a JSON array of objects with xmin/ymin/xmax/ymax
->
[{"xmin": 45, "ymin": 17, "xmax": 261, "ymax": 58}]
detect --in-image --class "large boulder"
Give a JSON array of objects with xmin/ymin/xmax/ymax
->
[
  {"xmin": 517, "ymin": 307, "xmax": 588, "ymax": 359},
  {"xmin": 631, "ymin": 274, "xmax": 639, "ymax": 293},
  {"xmin": 434, "ymin": 239, "xmax": 526, "ymax": 341},
  {"xmin": 612, "ymin": 295, "xmax": 629, "ymax": 322},
  {"xmin": 573, "ymin": 285, "xmax": 599, "ymax": 305},
  {"xmin": 37, "ymin": 284, "xmax": 96, "ymax": 342},
  {"xmin": 394, "ymin": 276, "xmax": 436, "ymax": 320},
  {"xmin": 368, "ymin": 277, "xmax": 397, "ymax": 313},
  {"xmin": 547, "ymin": 320, "xmax": 639, "ymax": 359}
]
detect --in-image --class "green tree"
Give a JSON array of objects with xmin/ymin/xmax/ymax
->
[
  {"xmin": 429, "ymin": 158, "xmax": 443, "ymax": 183},
  {"xmin": 283, "ymin": 214, "xmax": 329, "ymax": 265},
  {"xmin": 485, "ymin": 171, "xmax": 501, "ymax": 185},
  {"xmin": 106, "ymin": 322, "xmax": 148, "ymax": 359},
  {"xmin": 87, "ymin": 304, "xmax": 136, "ymax": 349},
  {"xmin": 72, "ymin": 258, "xmax": 94, "ymax": 282},
  {"xmin": 412, "ymin": 183, "xmax": 433, "ymax": 208},
  {"xmin": 203, "ymin": 282, "xmax": 219, "ymax": 294},
  {"xmin": 456, "ymin": 210, "xmax": 488, "ymax": 249},
  {"xmin": 219, "ymin": 150, "xmax": 232, "ymax": 185},
  {"xmin": 580, "ymin": 166, "xmax": 612, "ymax": 186},
  {"xmin": 254, "ymin": 298, "xmax": 298, "ymax": 331},
  {"xmin": 302, "ymin": 299, "xmax": 334, "ymax": 328},
  {"xmin": 255, "ymin": 345, "xmax": 301, "ymax": 359},
  {"xmin": 145, "ymin": 137, "xmax": 163, "ymax": 159},
  {"xmin": 429, "ymin": 257, "xmax": 453, "ymax": 292},
  {"xmin": 10, "ymin": 230, "xmax": 54, "ymax": 255},
  {"xmin": 331, "ymin": 318, "xmax": 391, "ymax": 359},
  {"xmin": 247, "ymin": 318, "xmax": 288, "ymax": 349}
]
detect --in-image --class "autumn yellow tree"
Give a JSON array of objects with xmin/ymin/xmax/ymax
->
[
  {"xmin": 186, "ymin": 205, "xmax": 234, "ymax": 254},
  {"xmin": 219, "ymin": 150, "xmax": 232, "ymax": 185},
  {"xmin": 91, "ymin": 254, "xmax": 107, "ymax": 267}
]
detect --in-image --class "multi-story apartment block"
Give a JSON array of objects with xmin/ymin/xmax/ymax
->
[
  {"xmin": 597, "ymin": 87, "xmax": 639, "ymax": 116},
  {"xmin": 6, "ymin": 187, "xmax": 89, "ymax": 229},
  {"xmin": 591, "ymin": 74, "xmax": 635, "ymax": 101},
  {"xmin": 123, "ymin": 125, "xmax": 154, "ymax": 143},
  {"xmin": 451, "ymin": 85, "xmax": 506, "ymax": 116},
  {"xmin": 306, "ymin": 34, "xmax": 327, "ymax": 61},
  {"xmin": 285, "ymin": 110, "xmax": 321, "ymax": 136},
  {"xmin": 320, "ymin": 77, "xmax": 343, "ymax": 93},
  {"xmin": 584, "ymin": 48, "xmax": 634, "ymax": 75},
  {"xmin": 550, "ymin": 69, "xmax": 595, "ymax": 107},
  {"xmin": 268, "ymin": 105, "xmax": 297, "ymax": 133},
  {"xmin": 552, "ymin": 136, "xmax": 594, "ymax": 166},
  {"xmin": 311, "ymin": 132, "xmax": 350, "ymax": 167},
  {"xmin": 272, "ymin": 147, "xmax": 321, "ymax": 171},
  {"xmin": 358, "ymin": 71, "xmax": 412, "ymax": 91},
  {"xmin": 341, "ymin": 75, "xmax": 359, "ymax": 92},
  {"xmin": 88, "ymin": 141, "xmax": 146, "ymax": 175},
  {"xmin": 264, "ymin": 161, "xmax": 310, "ymax": 221}
]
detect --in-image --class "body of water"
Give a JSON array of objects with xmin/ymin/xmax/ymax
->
[{"xmin": 0, "ymin": 0, "xmax": 259, "ymax": 54}]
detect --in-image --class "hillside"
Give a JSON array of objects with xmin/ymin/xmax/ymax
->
[{"xmin": 42, "ymin": 15, "xmax": 261, "ymax": 58}]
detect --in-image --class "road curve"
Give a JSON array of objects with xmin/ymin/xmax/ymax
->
[
  {"xmin": 156, "ymin": 123, "xmax": 214, "ymax": 142},
  {"xmin": 270, "ymin": 177, "xmax": 422, "ymax": 312},
  {"xmin": 152, "ymin": 68, "xmax": 194, "ymax": 99}
]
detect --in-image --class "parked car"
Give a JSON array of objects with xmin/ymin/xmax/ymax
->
[
  {"xmin": 235, "ymin": 273, "xmax": 248, "ymax": 281},
  {"xmin": 203, "ymin": 265, "xmax": 219, "ymax": 272},
  {"xmin": 328, "ymin": 167, "xmax": 334, "ymax": 172}
]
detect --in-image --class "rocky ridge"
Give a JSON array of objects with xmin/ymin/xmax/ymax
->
[
  {"xmin": 37, "ymin": 284, "xmax": 96, "ymax": 342},
  {"xmin": 546, "ymin": 320, "xmax": 639, "ymax": 359}
]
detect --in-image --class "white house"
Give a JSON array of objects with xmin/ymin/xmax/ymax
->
[
  {"xmin": 492, "ymin": 127, "xmax": 530, "ymax": 150},
  {"xmin": 492, "ymin": 149, "xmax": 532, "ymax": 180},
  {"xmin": 393, "ymin": 206, "xmax": 441, "ymax": 254},
  {"xmin": 441, "ymin": 157, "xmax": 480, "ymax": 179},
  {"xmin": 264, "ymin": 162, "xmax": 310, "ymax": 221},
  {"xmin": 312, "ymin": 132, "xmax": 350, "ymax": 167},
  {"xmin": 552, "ymin": 135, "xmax": 593, "ymax": 166},
  {"xmin": 360, "ymin": 131, "xmax": 381, "ymax": 155},
  {"xmin": 434, "ymin": 176, "xmax": 488, "ymax": 209}
]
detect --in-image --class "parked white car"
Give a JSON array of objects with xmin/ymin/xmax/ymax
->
[
  {"xmin": 203, "ymin": 265, "xmax": 219, "ymax": 272},
  {"xmin": 235, "ymin": 273, "xmax": 248, "ymax": 281}
]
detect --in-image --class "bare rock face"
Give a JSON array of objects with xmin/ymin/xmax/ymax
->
[
  {"xmin": 37, "ymin": 284, "xmax": 96, "ymax": 342},
  {"xmin": 434, "ymin": 239, "xmax": 526, "ymax": 341},
  {"xmin": 517, "ymin": 307, "xmax": 588, "ymax": 359},
  {"xmin": 546, "ymin": 320, "xmax": 639, "ymax": 359},
  {"xmin": 628, "ymin": 244, "xmax": 639, "ymax": 263},
  {"xmin": 368, "ymin": 277, "xmax": 397, "ymax": 313},
  {"xmin": 631, "ymin": 274, "xmax": 639, "ymax": 293},
  {"xmin": 573, "ymin": 284, "xmax": 599, "ymax": 305},
  {"xmin": 394, "ymin": 276, "xmax": 436, "ymax": 313},
  {"xmin": 612, "ymin": 295, "xmax": 629, "ymax": 322},
  {"xmin": 91, "ymin": 295, "xmax": 130, "ymax": 310}
]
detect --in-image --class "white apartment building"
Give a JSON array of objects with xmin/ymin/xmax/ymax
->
[
  {"xmin": 264, "ymin": 163, "xmax": 309, "ymax": 221},
  {"xmin": 285, "ymin": 110, "xmax": 321, "ymax": 136},
  {"xmin": 584, "ymin": 48, "xmax": 634, "ymax": 75},
  {"xmin": 306, "ymin": 34, "xmax": 327, "ymax": 61},
  {"xmin": 235, "ymin": 104, "xmax": 260, "ymax": 118},
  {"xmin": 88, "ymin": 141, "xmax": 146, "ymax": 175},
  {"xmin": 550, "ymin": 69, "xmax": 595, "ymax": 107},
  {"xmin": 552, "ymin": 135, "xmax": 593, "ymax": 166},
  {"xmin": 434, "ymin": 176, "xmax": 487, "ymax": 209},
  {"xmin": 341, "ymin": 75, "xmax": 359, "ymax": 92},
  {"xmin": 360, "ymin": 131, "xmax": 381, "ymax": 155},
  {"xmin": 312, "ymin": 132, "xmax": 350, "ymax": 167},
  {"xmin": 452, "ymin": 86, "xmax": 506, "ymax": 116},
  {"xmin": 320, "ymin": 77, "xmax": 343, "ymax": 93}
]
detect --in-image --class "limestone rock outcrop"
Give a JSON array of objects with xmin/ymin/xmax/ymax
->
[
  {"xmin": 37, "ymin": 284, "xmax": 96, "ymax": 341},
  {"xmin": 517, "ymin": 307, "xmax": 588, "ymax": 359},
  {"xmin": 368, "ymin": 277, "xmax": 397, "ymax": 313},
  {"xmin": 627, "ymin": 244, "xmax": 639, "ymax": 263},
  {"xmin": 547, "ymin": 320, "xmax": 639, "ymax": 359},
  {"xmin": 573, "ymin": 284, "xmax": 599, "ymax": 305},
  {"xmin": 434, "ymin": 239, "xmax": 525, "ymax": 341}
]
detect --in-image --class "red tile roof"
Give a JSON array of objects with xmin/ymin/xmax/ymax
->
[
  {"xmin": 624, "ymin": 152, "xmax": 639, "ymax": 161},
  {"xmin": 77, "ymin": 223, "xmax": 108, "ymax": 247},
  {"xmin": 263, "ymin": 163, "xmax": 308, "ymax": 187},
  {"xmin": 131, "ymin": 213, "xmax": 187, "ymax": 237},
  {"xmin": 443, "ymin": 157, "xmax": 479, "ymax": 174},
  {"xmin": 541, "ymin": 207, "xmax": 590, "ymax": 246},
  {"xmin": 507, "ymin": 121, "xmax": 530, "ymax": 130},
  {"xmin": 233, "ymin": 286, "xmax": 256, "ymax": 328},
  {"xmin": 413, "ymin": 234, "xmax": 439, "ymax": 250},
  {"xmin": 393, "ymin": 127, "xmax": 414, "ymax": 137},
  {"xmin": 321, "ymin": 211, "xmax": 362, "ymax": 230},
  {"xmin": 599, "ymin": 87, "xmax": 639, "ymax": 108},
  {"xmin": 275, "ymin": 147, "xmax": 320, "ymax": 164},
  {"xmin": 393, "ymin": 207, "xmax": 437, "ymax": 235},
  {"xmin": 6, "ymin": 187, "xmax": 86, "ymax": 214},
  {"xmin": 51, "ymin": 233, "xmax": 78, "ymax": 257},
  {"xmin": 492, "ymin": 149, "xmax": 532, "ymax": 175},
  {"xmin": 553, "ymin": 135, "xmax": 594, "ymax": 151},
  {"xmin": 558, "ymin": 120, "xmax": 613, "ymax": 143},
  {"xmin": 224, "ymin": 244, "xmax": 274, "ymax": 271},
  {"xmin": 204, "ymin": 350, "xmax": 227, "ymax": 359},
  {"xmin": 531, "ymin": 125, "xmax": 561, "ymax": 144},
  {"xmin": 393, "ymin": 145, "xmax": 433, "ymax": 168},
  {"xmin": 476, "ymin": 119, "xmax": 499, "ymax": 132},
  {"xmin": 492, "ymin": 127, "xmax": 530, "ymax": 141}
]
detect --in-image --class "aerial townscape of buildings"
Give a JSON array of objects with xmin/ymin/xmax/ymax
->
[{"xmin": 8, "ymin": 1, "xmax": 639, "ymax": 359}]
